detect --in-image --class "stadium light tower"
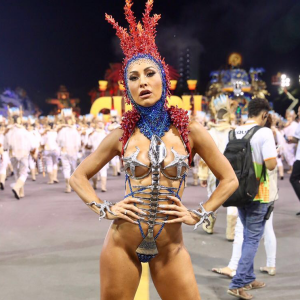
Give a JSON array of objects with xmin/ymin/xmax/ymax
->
[
  {"xmin": 272, "ymin": 73, "xmax": 298, "ymax": 111},
  {"xmin": 281, "ymin": 74, "xmax": 291, "ymax": 88}
]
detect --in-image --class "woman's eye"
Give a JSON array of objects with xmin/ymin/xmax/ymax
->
[
  {"xmin": 129, "ymin": 76, "xmax": 138, "ymax": 81},
  {"xmin": 147, "ymin": 71, "xmax": 156, "ymax": 77}
]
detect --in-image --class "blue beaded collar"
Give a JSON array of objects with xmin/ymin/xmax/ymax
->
[{"xmin": 124, "ymin": 54, "xmax": 171, "ymax": 140}]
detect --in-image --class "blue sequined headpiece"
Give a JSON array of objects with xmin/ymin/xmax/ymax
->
[{"xmin": 124, "ymin": 54, "xmax": 171, "ymax": 140}]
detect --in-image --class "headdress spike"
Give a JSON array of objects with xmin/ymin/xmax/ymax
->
[{"xmin": 106, "ymin": 0, "xmax": 170, "ymax": 105}]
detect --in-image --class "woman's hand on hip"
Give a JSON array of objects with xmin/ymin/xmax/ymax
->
[
  {"xmin": 106, "ymin": 197, "xmax": 146, "ymax": 224},
  {"xmin": 159, "ymin": 196, "xmax": 200, "ymax": 226}
]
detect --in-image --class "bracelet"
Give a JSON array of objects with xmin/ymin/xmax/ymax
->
[
  {"xmin": 86, "ymin": 200, "xmax": 116, "ymax": 221},
  {"xmin": 188, "ymin": 202, "xmax": 215, "ymax": 230}
]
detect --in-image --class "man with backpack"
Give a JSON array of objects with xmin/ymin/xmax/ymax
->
[{"xmin": 227, "ymin": 98, "xmax": 277, "ymax": 300}]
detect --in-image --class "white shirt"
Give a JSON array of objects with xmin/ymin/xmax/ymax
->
[
  {"xmin": 0, "ymin": 132, "xmax": 4, "ymax": 147},
  {"xmin": 88, "ymin": 130, "xmax": 107, "ymax": 152},
  {"xmin": 42, "ymin": 130, "xmax": 59, "ymax": 151},
  {"xmin": 234, "ymin": 121, "xmax": 277, "ymax": 203},
  {"xmin": 4, "ymin": 125, "xmax": 33, "ymax": 159},
  {"xmin": 284, "ymin": 121, "xmax": 298, "ymax": 137},
  {"xmin": 28, "ymin": 129, "xmax": 41, "ymax": 150},
  {"xmin": 293, "ymin": 123, "xmax": 300, "ymax": 160},
  {"xmin": 57, "ymin": 126, "xmax": 81, "ymax": 157}
]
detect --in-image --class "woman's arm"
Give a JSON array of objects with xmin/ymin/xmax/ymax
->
[
  {"xmin": 69, "ymin": 128, "xmax": 144, "ymax": 223},
  {"xmin": 188, "ymin": 121, "xmax": 238, "ymax": 211},
  {"xmin": 161, "ymin": 121, "xmax": 238, "ymax": 227}
]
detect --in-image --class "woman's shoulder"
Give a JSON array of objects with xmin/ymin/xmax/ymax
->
[
  {"xmin": 188, "ymin": 119, "xmax": 205, "ymax": 134},
  {"xmin": 108, "ymin": 127, "xmax": 124, "ymax": 141}
]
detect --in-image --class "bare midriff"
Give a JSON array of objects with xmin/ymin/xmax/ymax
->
[{"xmin": 111, "ymin": 126, "xmax": 189, "ymax": 256}]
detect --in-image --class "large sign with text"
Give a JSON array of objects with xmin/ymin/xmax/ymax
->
[{"xmin": 90, "ymin": 95, "xmax": 202, "ymax": 118}]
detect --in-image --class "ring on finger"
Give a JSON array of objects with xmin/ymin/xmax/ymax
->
[{"xmin": 124, "ymin": 210, "xmax": 127, "ymax": 215}]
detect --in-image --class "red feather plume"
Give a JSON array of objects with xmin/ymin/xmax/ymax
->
[
  {"xmin": 106, "ymin": 1, "xmax": 192, "ymax": 164},
  {"xmin": 105, "ymin": 0, "xmax": 170, "ymax": 105}
]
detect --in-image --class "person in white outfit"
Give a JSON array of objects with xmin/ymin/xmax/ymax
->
[
  {"xmin": 87, "ymin": 118, "xmax": 108, "ymax": 192},
  {"xmin": 57, "ymin": 109, "xmax": 81, "ymax": 193},
  {"xmin": 283, "ymin": 110, "xmax": 298, "ymax": 174},
  {"xmin": 212, "ymin": 115, "xmax": 278, "ymax": 278},
  {"xmin": 107, "ymin": 112, "xmax": 121, "ymax": 176},
  {"xmin": 81, "ymin": 114, "xmax": 94, "ymax": 161},
  {"xmin": 27, "ymin": 116, "xmax": 41, "ymax": 181},
  {"xmin": 41, "ymin": 116, "xmax": 60, "ymax": 184},
  {"xmin": 199, "ymin": 95, "xmax": 237, "ymax": 239},
  {"xmin": 0, "ymin": 116, "xmax": 10, "ymax": 190},
  {"xmin": 267, "ymin": 112, "xmax": 285, "ymax": 180},
  {"xmin": 4, "ymin": 107, "xmax": 36, "ymax": 199}
]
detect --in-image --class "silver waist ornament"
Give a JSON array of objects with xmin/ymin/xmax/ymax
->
[
  {"xmin": 135, "ymin": 135, "xmax": 166, "ymax": 260},
  {"xmin": 122, "ymin": 134, "xmax": 190, "ymax": 262}
]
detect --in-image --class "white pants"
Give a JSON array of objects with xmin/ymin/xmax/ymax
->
[
  {"xmin": 284, "ymin": 144, "xmax": 296, "ymax": 167},
  {"xmin": 262, "ymin": 212, "xmax": 277, "ymax": 267},
  {"xmin": 228, "ymin": 212, "xmax": 276, "ymax": 270},
  {"xmin": 44, "ymin": 150, "xmax": 59, "ymax": 173},
  {"xmin": 61, "ymin": 153, "xmax": 77, "ymax": 179},
  {"xmin": 0, "ymin": 151, "xmax": 10, "ymax": 175},
  {"xmin": 93, "ymin": 164, "xmax": 108, "ymax": 179},
  {"xmin": 227, "ymin": 206, "xmax": 238, "ymax": 216},
  {"xmin": 28, "ymin": 156, "xmax": 36, "ymax": 170},
  {"xmin": 11, "ymin": 156, "xmax": 29, "ymax": 182},
  {"xmin": 111, "ymin": 155, "xmax": 119, "ymax": 166},
  {"xmin": 193, "ymin": 154, "xmax": 200, "ymax": 175},
  {"xmin": 276, "ymin": 157, "xmax": 283, "ymax": 167}
]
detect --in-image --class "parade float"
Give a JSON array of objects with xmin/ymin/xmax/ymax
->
[
  {"xmin": 0, "ymin": 87, "xmax": 37, "ymax": 117},
  {"xmin": 46, "ymin": 85, "xmax": 81, "ymax": 116},
  {"xmin": 206, "ymin": 53, "xmax": 270, "ymax": 122},
  {"xmin": 89, "ymin": 53, "xmax": 270, "ymax": 124},
  {"xmin": 89, "ymin": 63, "xmax": 204, "ymax": 121}
]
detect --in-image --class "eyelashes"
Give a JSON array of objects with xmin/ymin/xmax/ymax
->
[
  {"xmin": 129, "ymin": 71, "xmax": 156, "ymax": 81},
  {"xmin": 147, "ymin": 71, "xmax": 156, "ymax": 77}
]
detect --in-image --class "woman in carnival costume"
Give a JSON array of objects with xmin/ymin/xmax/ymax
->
[
  {"xmin": 199, "ymin": 94, "xmax": 238, "ymax": 240},
  {"xmin": 70, "ymin": 1, "xmax": 238, "ymax": 299}
]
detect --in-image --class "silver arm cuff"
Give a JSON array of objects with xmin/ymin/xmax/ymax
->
[
  {"xmin": 86, "ymin": 200, "xmax": 116, "ymax": 221},
  {"xmin": 188, "ymin": 202, "xmax": 215, "ymax": 230}
]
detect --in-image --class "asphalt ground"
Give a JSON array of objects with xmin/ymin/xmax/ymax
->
[{"xmin": 1, "ymin": 169, "xmax": 300, "ymax": 300}]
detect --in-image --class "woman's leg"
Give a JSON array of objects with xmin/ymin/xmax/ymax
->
[
  {"xmin": 149, "ymin": 244, "xmax": 201, "ymax": 300},
  {"xmin": 100, "ymin": 234, "xmax": 142, "ymax": 300}
]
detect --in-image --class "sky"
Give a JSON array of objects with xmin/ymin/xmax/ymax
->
[{"xmin": 0, "ymin": 0, "xmax": 300, "ymax": 114}]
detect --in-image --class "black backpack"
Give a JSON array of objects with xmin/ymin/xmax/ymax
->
[{"xmin": 222, "ymin": 125, "xmax": 266, "ymax": 207}]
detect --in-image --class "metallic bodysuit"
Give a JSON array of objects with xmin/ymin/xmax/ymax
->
[{"xmin": 123, "ymin": 135, "xmax": 189, "ymax": 262}]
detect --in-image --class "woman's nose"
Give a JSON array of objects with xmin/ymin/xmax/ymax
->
[{"xmin": 139, "ymin": 75, "xmax": 148, "ymax": 87}]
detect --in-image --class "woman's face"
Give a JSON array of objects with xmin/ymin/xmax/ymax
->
[{"xmin": 127, "ymin": 59, "xmax": 163, "ymax": 107}]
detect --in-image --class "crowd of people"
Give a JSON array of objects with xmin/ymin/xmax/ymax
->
[
  {"xmin": 0, "ymin": 107, "xmax": 122, "ymax": 198},
  {"xmin": 1, "ymin": 98, "xmax": 300, "ymax": 300},
  {"xmin": 1, "ymin": 105, "xmax": 299, "ymax": 198},
  {"xmin": 1, "ymin": 2, "xmax": 300, "ymax": 299},
  {"xmin": 0, "ymin": 101, "xmax": 300, "ymax": 299}
]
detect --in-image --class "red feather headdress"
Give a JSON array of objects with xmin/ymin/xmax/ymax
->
[
  {"xmin": 105, "ymin": 0, "xmax": 192, "ymax": 164},
  {"xmin": 105, "ymin": 0, "xmax": 170, "ymax": 105}
]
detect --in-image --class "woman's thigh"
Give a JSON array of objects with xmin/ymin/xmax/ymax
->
[
  {"xmin": 149, "ymin": 244, "xmax": 201, "ymax": 300},
  {"xmin": 100, "ymin": 234, "xmax": 142, "ymax": 300}
]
